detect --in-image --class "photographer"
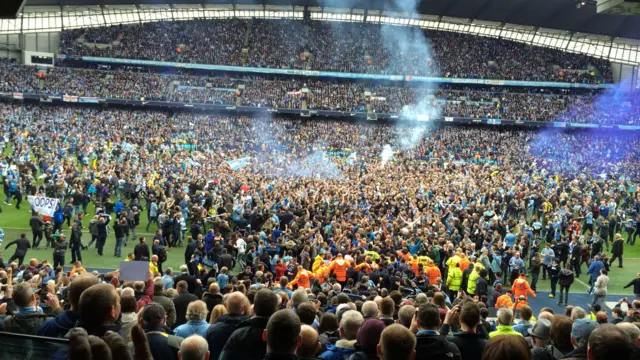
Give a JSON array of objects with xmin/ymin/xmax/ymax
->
[
  {"xmin": 3, "ymin": 282, "xmax": 61, "ymax": 335},
  {"xmin": 52, "ymin": 232, "xmax": 68, "ymax": 268}
]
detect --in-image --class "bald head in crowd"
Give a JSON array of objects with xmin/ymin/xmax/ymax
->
[
  {"xmin": 263, "ymin": 309, "xmax": 302, "ymax": 355},
  {"xmin": 378, "ymin": 324, "xmax": 416, "ymax": 360},
  {"xmin": 179, "ymin": 335, "xmax": 210, "ymax": 360},
  {"xmin": 226, "ymin": 292, "xmax": 247, "ymax": 315},
  {"xmin": 297, "ymin": 324, "xmax": 321, "ymax": 358},
  {"xmin": 208, "ymin": 283, "xmax": 220, "ymax": 294},
  {"xmin": 538, "ymin": 311, "xmax": 554, "ymax": 323}
]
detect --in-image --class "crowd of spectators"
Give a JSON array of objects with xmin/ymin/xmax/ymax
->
[
  {"xmin": 1, "ymin": 102, "xmax": 640, "ymax": 360},
  {"xmin": 0, "ymin": 60, "xmax": 637, "ymax": 124},
  {"xmin": 60, "ymin": 19, "xmax": 612, "ymax": 83},
  {"xmin": 61, "ymin": 19, "xmax": 247, "ymax": 66}
]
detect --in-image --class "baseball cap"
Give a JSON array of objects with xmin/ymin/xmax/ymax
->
[
  {"xmin": 142, "ymin": 303, "xmax": 166, "ymax": 324},
  {"xmin": 571, "ymin": 318, "xmax": 599, "ymax": 343},
  {"xmin": 528, "ymin": 318, "xmax": 551, "ymax": 339}
]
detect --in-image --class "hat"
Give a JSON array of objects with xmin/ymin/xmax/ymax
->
[
  {"xmin": 528, "ymin": 318, "xmax": 551, "ymax": 339},
  {"xmin": 142, "ymin": 303, "xmax": 166, "ymax": 324},
  {"xmin": 356, "ymin": 319, "xmax": 385, "ymax": 353},
  {"xmin": 571, "ymin": 318, "xmax": 599, "ymax": 343}
]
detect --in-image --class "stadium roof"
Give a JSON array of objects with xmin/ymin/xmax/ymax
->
[{"xmin": 24, "ymin": 0, "xmax": 640, "ymax": 40}]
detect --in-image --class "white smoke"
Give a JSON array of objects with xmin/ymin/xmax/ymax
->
[
  {"xmin": 280, "ymin": 150, "xmax": 344, "ymax": 180},
  {"xmin": 380, "ymin": 144, "xmax": 394, "ymax": 167},
  {"xmin": 396, "ymin": 125, "xmax": 427, "ymax": 150}
]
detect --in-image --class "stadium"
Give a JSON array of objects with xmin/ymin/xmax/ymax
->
[{"xmin": 0, "ymin": 0, "xmax": 639, "ymax": 359}]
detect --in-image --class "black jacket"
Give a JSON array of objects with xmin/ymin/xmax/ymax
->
[
  {"xmin": 624, "ymin": 278, "xmax": 640, "ymax": 295},
  {"xmin": 134, "ymin": 243, "xmax": 150, "ymax": 260},
  {"xmin": 446, "ymin": 331, "xmax": 487, "ymax": 360},
  {"xmin": 348, "ymin": 351, "xmax": 377, "ymax": 360},
  {"xmin": 476, "ymin": 277, "xmax": 488, "ymax": 297},
  {"xmin": 114, "ymin": 223, "xmax": 128, "ymax": 238},
  {"xmin": 218, "ymin": 253, "xmax": 235, "ymax": 270},
  {"xmin": 4, "ymin": 311, "xmax": 57, "ymax": 335},
  {"xmin": 558, "ymin": 268, "xmax": 575, "ymax": 287},
  {"xmin": 185, "ymin": 241, "xmax": 198, "ymax": 260},
  {"xmin": 612, "ymin": 239, "xmax": 624, "ymax": 256},
  {"xmin": 206, "ymin": 314, "xmax": 249, "ymax": 360},
  {"xmin": 220, "ymin": 316, "xmax": 270, "ymax": 360},
  {"xmin": 174, "ymin": 273, "xmax": 198, "ymax": 294},
  {"xmin": 53, "ymin": 240, "xmax": 68, "ymax": 256},
  {"xmin": 415, "ymin": 332, "xmax": 462, "ymax": 360},
  {"xmin": 70, "ymin": 227, "xmax": 83, "ymax": 245},
  {"xmin": 30, "ymin": 216, "xmax": 44, "ymax": 232},
  {"xmin": 561, "ymin": 347, "xmax": 587, "ymax": 360},
  {"xmin": 570, "ymin": 244, "xmax": 582, "ymax": 262},
  {"xmin": 96, "ymin": 217, "xmax": 110, "ymax": 237},
  {"xmin": 5, "ymin": 237, "xmax": 31, "ymax": 256},
  {"xmin": 319, "ymin": 329, "xmax": 340, "ymax": 350},
  {"xmin": 202, "ymin": 292, "xmax": 224, "ymax": 318},
  {"xmin": 173, "ymin": 292, "xmax": 198, "ymax": 327}
]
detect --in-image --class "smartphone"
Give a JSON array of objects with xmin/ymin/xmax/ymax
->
[{"xmin": 38, "ymin": 284, "xmax": 48, "ymax": 304}]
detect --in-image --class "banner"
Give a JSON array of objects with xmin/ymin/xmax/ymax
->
[
  {"xmin": 569, "ymin": 123, "xmax": 599, "ymax": 128},
  {"xmin": 78, "ymin": 56, "xmax": 613, "ymax": 89},
  {"xmin": 79, "ymin": 97, "xmax": 100, "ymax": 103},
  {"xmin": 618, "ymin": 125, "xmax": 640, "ymax": 130},
  {"xmin": 27, "ymin": 196, "xmax": 59, "ymax": 217},
  {"xmin": 12, "ymin": 93, "xmax": 23, "ymax": 99},
  {"xmin": 226, "ymin": 157, "xmax": 250, "ymax": 171},
  {"xmin": 63, "ymin": 95, "xmax": 78, "ymax": 103},
  {"xmin": 121, "ymin": 142, "xmax": 135, "ymax": 152}
]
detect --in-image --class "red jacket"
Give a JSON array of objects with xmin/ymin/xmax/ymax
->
[
  {"xmin": 136, "ymin": 278, "xmax": 154, "ymax": 312},
  {"xmin": 276, "ymin": 263, "xmax": 287, "ymax": 279}
]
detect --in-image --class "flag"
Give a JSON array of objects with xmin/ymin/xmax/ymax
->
[
  {"xmin": 226, "ymin": 157, "xmax": 250, "ymax": 171},
  {"xmin": 347, "ymin": 152, "xmax": 357, "ymax": 165}
]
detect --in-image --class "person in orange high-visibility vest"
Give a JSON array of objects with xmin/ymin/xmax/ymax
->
[
  {"xmin": 355, "ymin": 258, "xmax": 373, "ymax": 274},
  {"xmin": 289, "ymin": 265, "xmax": 313, "ymax": 289},
  {"xmin": 329, "ymin": 253, "xmax": 350, "ymax": 284},
  {"xmin": 514, "ymin": 295, "xmax": 529, "ymax": 311},
  {"xmin": 425, "ymin": 260, "xmax": 442, "ymax": 285},
  {"xmin": 512, "ymin": 272, "xmax": 536, "ymax": 300},
  {"xmin": 459, "ymin": 254, "xmax": 471, "ymax": 272},
  {"xmin": 397, "ymin": 249, "xmax": 412, "ymax": 263},
  {"xmin": 409, "ymin": 257, "xmax": 420, "ymax": 277},
  {"xmin": 495, "ymin": 291, "xmax": 515, "ymax": 309}
]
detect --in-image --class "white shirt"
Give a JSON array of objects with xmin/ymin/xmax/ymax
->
[{"xmin": 235, "ymin": 238, "xmax": 247, "ymax": 253}]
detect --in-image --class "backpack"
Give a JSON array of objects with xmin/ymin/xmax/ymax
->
[{"xmin": 158, "ymin": 246, "xmax": 168, "ymax": 263}]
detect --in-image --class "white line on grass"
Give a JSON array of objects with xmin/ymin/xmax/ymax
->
[
  {"xmin": 0, "ymin": 227, "xmax": 157, "ymax": 236},
  {"xmin": 573, "ymin": 276, "xmax": 590, "ymax": 290}
]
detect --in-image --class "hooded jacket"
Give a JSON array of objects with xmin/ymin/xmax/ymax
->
[
  {"xmin": 558, "ymin": 268, "xmax": 575, "ymax": 287},
  {"xmin": 415, "ymin": 332, "xmax": 462, "ymax": 360},
  {"xmin": 319, "ymin": 339, "xmax": 357, "ymax": 360},
  {"xmin": 4, "ymin": 310, "xmax": 57, "ymax": 335}
]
